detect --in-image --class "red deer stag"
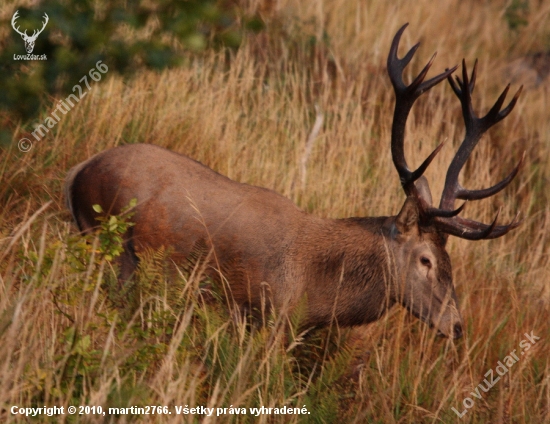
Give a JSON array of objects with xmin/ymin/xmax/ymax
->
[{"xmin": 65, "ymin": 24, "xmax": 523, "ymax": 339}]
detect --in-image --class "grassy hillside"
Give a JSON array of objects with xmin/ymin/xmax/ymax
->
[{"xmin": 1, "ymin": 0, "xmax": 549, "ymax": 422}]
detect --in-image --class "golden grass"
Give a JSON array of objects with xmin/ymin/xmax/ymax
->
[{"xmin": 1, "ymin": 0, "xmax": 549, "ymax": 422}]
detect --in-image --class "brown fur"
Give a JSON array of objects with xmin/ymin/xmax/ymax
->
[{"xmin": 65, "ymin": 143, "xmax": 462, "ymax": 338}]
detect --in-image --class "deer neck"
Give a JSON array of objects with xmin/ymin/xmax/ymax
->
[{"xmin": 296, "ymin": 215, "xmax": 397, "ymax": 327}]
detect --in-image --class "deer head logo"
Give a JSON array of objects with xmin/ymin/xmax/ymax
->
[{"xmin": 11, "ymin": 10, "xmax": 49, "ymax": 54}]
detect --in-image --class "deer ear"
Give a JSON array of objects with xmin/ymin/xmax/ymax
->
[
  {"xmin": 415, "ymin": 176, "xmax": 433, "ymax": 206},
  {"xmin": 395, "ymin": 197, "xmax": 419, "ymax": 235}
]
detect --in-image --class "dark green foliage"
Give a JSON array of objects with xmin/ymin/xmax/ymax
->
[{"xmin": 0, "ymin": 0, "xmax": 264, "ymax": 123}]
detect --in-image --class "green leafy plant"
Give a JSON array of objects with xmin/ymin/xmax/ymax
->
[{"xmin": 92, "ymin": 198, "xmax": 137, "ymax": 261}]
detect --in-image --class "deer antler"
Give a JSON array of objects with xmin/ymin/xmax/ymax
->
[
  {"xmin": 387, "ymin": 24, "xmax": 457, "ymax": 199},
  {"xmin": 429, "ymin": 60, "xmax": 524, "ymax": 240}
]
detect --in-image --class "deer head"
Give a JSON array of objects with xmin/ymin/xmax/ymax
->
[
  {"xmin": 386, "ymin": 24, "xmax": 523, "ymax": 338},
  {"xmin": 11, "ymin": 10, "xmax": 49, "ymax": 54}
]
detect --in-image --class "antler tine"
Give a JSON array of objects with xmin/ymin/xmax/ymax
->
[
  {"xmin": 448, "ymin": 59, "xmax": 477, "ymax": 100},
  {"xmin": 424, "ymin": 201, "xmax": 466, "ymax": 219},
  {"xmin": 456, "ymin": 151, "xmax": 525, "ymax": 201},
  {"xmin": 387, "ymin": 24, "xmax": 420, "ymax": 91},
  {"xmin": 387, "ymin": 23, "xmax": 457, "ymax": 195},
  {"xmin": 435, "ymin": 210, "xmax": 522, "ymax": 240},
  {"xmin": 485, "ymin": 84, "xmax": 523, "ymax": 125}
]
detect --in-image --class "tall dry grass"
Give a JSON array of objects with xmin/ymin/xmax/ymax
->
[{"xmin": 1, "ymin": 0, "xmax": 549, "ymax": 422}]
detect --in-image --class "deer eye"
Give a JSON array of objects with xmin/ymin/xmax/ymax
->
[{"xmin": 420, "ymin": 256, "xmax": 432, "ymax": 267}]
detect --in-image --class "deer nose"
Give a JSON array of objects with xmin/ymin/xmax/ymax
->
[{"xmin": 453, "ymin": 323, "xmax": 463, "ymax": 339}]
